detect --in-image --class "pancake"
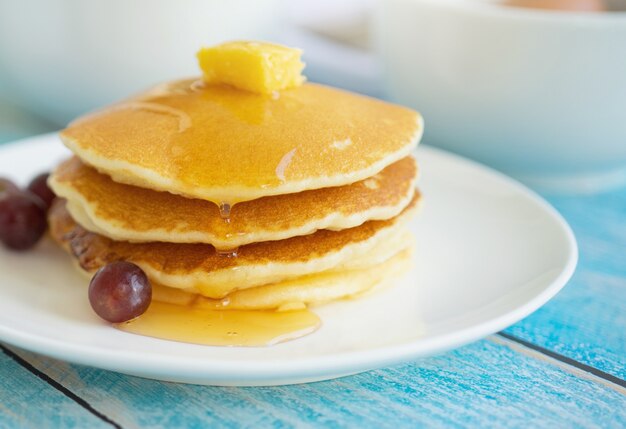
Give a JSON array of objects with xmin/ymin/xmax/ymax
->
[
  {"xmin": 50, "ymin": 156, "xmax": 418, "ymax": 248},
  {"xmin": 61, "ymin": 79, "xmax": 423, "ymax": 203},
  {"xmin": 49, "ymin": 194, "xmax": 419, "ymax": 298},
  {"xmin": 73, "ymin": 244, "xmax": 413, "ymax": 311},
  {"xmin": 157, "ymin": 246, "xmax": 413, "ymax": 311},
  {"xmin": 202, "ymin": 247, "xmax": 412, "ymax": 310}
]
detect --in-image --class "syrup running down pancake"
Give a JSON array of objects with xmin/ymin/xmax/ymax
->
[
  {"xmin": 48, "ymin": 194, "xmax": 419, "ymax": 299},
  {"xmin": 50, "ymin": 156, "xmax": 418, "ymax": 248}
]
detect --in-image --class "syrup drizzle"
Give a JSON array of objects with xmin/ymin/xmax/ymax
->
[
  {"xmin": 116, "ymin": 301, "xmax": 321, "ymax": 347},
  {"xmin": 112, "ymin": 102, "xmax": 192, "ymax": 132},
  {"xmin": 189, "ymin": 79, "xmax": 206, "ymax": 92},
  {"xmin": 218, "ymin": 202, "xmax": 232, "ymax": 222},
  {"xmin": 275, "ymin": 148, "xmax": 297, "ymax": 182},
  {"xmin": 216, "ymin": 201, "xmax": 237, "ymax": 256},
  {"xmin": 216, "ymin": 247, "xmax": 239, "ymax": 258}
]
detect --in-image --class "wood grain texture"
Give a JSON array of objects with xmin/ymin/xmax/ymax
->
[
  {"xmin": 504, "ymin": 188, "xmax": 626, "ymax": 379},
  {"xmin": 0, "ymin": 349, "xmax": 109, "ymax": 429},
  {"xmin": 6, "ymin": 339, "xmax": 626, "ymax": 429}
]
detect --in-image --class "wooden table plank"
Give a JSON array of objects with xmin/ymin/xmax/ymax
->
[
  {"xmin": 7, "ymin": 337, "xmax": 625, "ymax": 429},
  {"xmin": 504, "ymin": 189, "xmax": 626, "ymax": 379},
  {"xmin": 0, "ymin": 347, "xmax": 110, "ymax": 429}
]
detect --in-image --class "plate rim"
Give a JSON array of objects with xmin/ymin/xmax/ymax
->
[{"xmin": 0, "ymin": 133, "xmax": 578, "ymax": 383}]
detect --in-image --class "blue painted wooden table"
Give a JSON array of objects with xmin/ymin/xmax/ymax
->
[{"xmin": 1, "ymin": 123, "xmax": 625, "ymax": 428}]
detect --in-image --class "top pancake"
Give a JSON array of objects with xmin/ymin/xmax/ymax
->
[{"xmin": 61, "ymin": 79, "xmax": 422, "ymax": 203}]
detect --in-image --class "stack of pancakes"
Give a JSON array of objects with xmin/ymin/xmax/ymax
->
[{"xmin": 48, "ymin": 79, "xmax": 423, "ymax": 312}]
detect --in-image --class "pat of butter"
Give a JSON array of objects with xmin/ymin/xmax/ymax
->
[{"xmin": 197, "ymin": 41, "xmax": 306, "ymax": 94}]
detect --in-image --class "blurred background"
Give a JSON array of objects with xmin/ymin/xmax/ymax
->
[
  {"xmin": 0, "ymin": 0, "xmax": 625, "ymax": 192},
  {"xmin": 0, "ymin": 0, "xmax": 379, "ymax": 132}
]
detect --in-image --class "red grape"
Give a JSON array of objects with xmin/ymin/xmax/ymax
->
[
  {"xmin": 0, "ymin": 177, "xmax": 19, "ymax": 195},
  {"xmin": 0, "ymin": 191, "xmax": 47, "ymax": 251},
  {"xmin": 89, "ymin": 261, "xmax": 152, "ymax": 323},
  {"xmin": 27, "ymin": 173, "xmax": 56, "ymax": 209}
]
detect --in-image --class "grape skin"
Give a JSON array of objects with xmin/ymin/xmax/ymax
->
[
  {"xmin": 0, "ymin": 191, "xmax": 47, "ymax": 251},
  {"xmin": 89, "ymin": 261, "xmax": 152, "ymax": 323},
  {"xmin": 27, "ymin": 173, "xmax": 56, "ymax": 209}
]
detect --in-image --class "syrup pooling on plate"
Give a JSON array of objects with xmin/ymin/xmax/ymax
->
[{"xmin": 116, "ymin": 301, "xmax": 321, "ymax": 346}]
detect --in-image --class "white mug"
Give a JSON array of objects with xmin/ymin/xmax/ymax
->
[{"xmin": 374, "ymin": 0, "xmax": 626, "ymax": 191}]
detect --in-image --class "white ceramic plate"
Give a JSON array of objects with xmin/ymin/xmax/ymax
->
[{"xmin": 0, "ymin": 134, "xmax": 577, "ymax": 386}]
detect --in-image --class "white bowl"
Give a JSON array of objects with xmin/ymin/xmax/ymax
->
[
  {"xmin": 0, "ymin": 0, "xmax": 281, "ymax": 125},
  {"xmin": 374, "ymin": 0, "xmax": 626, "ymax": 192}
]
